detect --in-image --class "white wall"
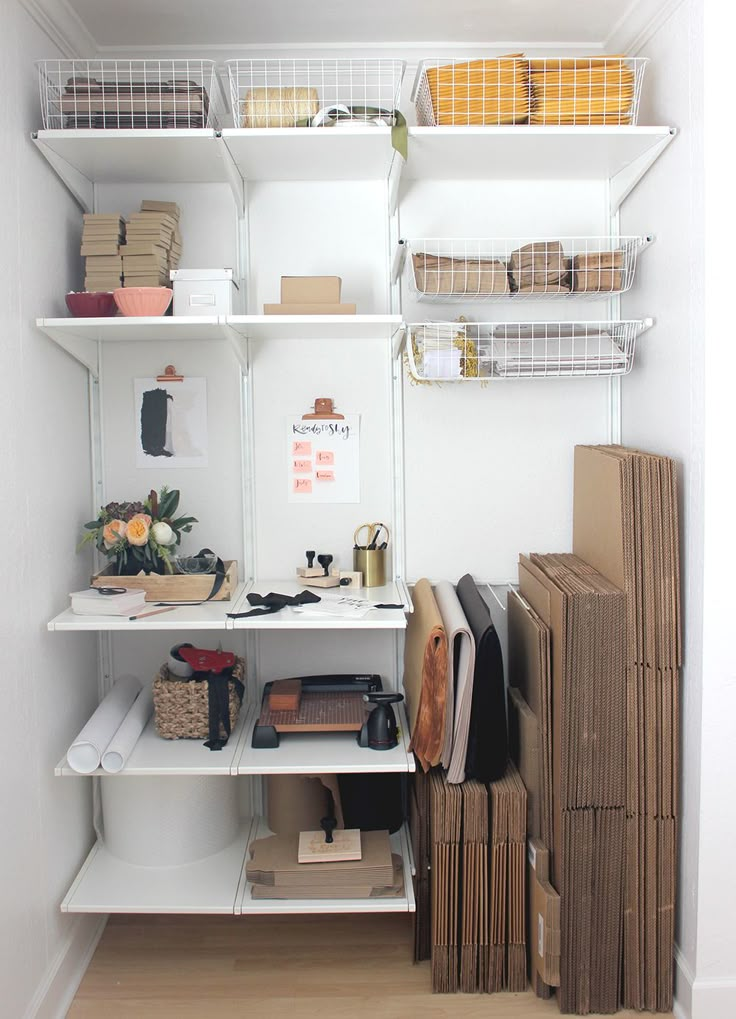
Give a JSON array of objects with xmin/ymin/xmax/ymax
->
[
  {"xmin": 619, "ymin": 2, "xmax": 736, "ymax": 1017},
  {"xmin": 0, "ymin": 4, "xmax": 103, "ymax": 1017}
]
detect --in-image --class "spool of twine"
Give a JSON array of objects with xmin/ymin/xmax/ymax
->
[{"xmin": 242, "ymin": 87, "xmax": 319, "ymax": 127}]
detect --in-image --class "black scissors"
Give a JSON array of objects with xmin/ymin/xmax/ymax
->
[{"xmin": 96, "ymin": 587, "xmax": 128, "ymax": 595}]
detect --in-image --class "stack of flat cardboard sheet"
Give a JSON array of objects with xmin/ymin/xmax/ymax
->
[
  {"xmin": 246, "ymin": 829, "xmax": 403, "ymax": 899},
  {"xmin": 573, "ymin": 444, "xmax": 680, "ymax": 1013},
  {"xmin": 518, "ymin": 552, "xmax": 626, "ymax": 1014},
  {"xmin": 418, "ymin": 764, "xmax": 526, "ymax": 995}
]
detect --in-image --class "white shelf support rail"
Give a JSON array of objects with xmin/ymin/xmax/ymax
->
[
  {"xmin": 609, "ymin": 127, "xmax": 677, "ymax": 212},
  {"xmin": 216, "ymin": 132, "xmax": 246, "ymax": 217},
  {"xmin": 32, "ymin": 132, "xmax": 95, "ymax": 212}
]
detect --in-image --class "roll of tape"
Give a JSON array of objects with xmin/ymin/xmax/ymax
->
[{"xmin": 168, "ymin": 643, "xmax": 194, "ymax": 678}]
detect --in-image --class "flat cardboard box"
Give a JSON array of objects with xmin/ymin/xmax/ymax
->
[
  {"xmin": 281, "ymin": 275, "xmax": 341, "ymax": 303},
  {"xmin": 263, "ymin": 302, "xmax": 356, "ymax": 315}
]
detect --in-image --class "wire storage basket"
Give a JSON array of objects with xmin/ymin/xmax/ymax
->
[
  {"xmin": 38, "ymin": 59, "xmax": 224, "ymax": 130},
  {"xmin": 404, "ymin": 237, "xmax": 647, "ymax": 301},
  {"xmin": 413, "ymin": 56, "xmax": 648, "ymax": 126},
  {"xmin": 406, "ymin": 320, "xmax": 647, "ymax": 381},
  {"xmin": 226, "ymin": 59, "xmax": 405, "ymax": 128}
]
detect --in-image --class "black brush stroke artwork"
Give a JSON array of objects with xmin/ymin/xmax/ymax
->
[{"xmin": 140, "ymin": 388, "xmax": 174, "ymax": 457}]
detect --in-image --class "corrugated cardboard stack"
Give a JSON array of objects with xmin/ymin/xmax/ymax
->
[
  {"xmin": 517, "ymin": 552, "xmax": 626, "ymax": 1014},
  {"xmin": 122, "ymin": 200, "xmax": 182, "ymax": 287},
  {"xmin": 81, "ymin": 213, "xmax": 125, "ymax": 291},
  {"xmin": 420, "ymin": 763, "xmax": 526, "ymax": 995},
  {"xmin": 245, "ymin": 829, "xmax": 403, "ymax": 899},
  {"xmin": 573, "ymin": 444, "xmax": 680, "ymax": 1013}
]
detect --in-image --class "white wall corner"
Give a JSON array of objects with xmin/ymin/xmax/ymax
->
[
  {"xmin": 675, "ymin": 945, "xmax": 695, "ymax": 1019},
  {"xmin": 606, "ymin": 0, "xmax": 687, "ymax": 54},
  {"xmin": 23, "ymin": 915, "xmax": 107, "ymax": 1019},
  {"xmin": 19, "ymin": 0, "xmax": 97, "ymax": 58}
]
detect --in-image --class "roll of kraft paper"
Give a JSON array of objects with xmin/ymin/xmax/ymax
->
[
  {"xmin": 101, "ymin": 687, "xmax": 154, "ymax": 773},
  {"xmin": 66, "ymin": 675, "xmax": 142, "ymax": 774}
]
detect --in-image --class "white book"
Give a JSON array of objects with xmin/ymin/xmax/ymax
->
[{"xmin": 70, "ymin": 587, "xmax": 147, "ymax": 616}]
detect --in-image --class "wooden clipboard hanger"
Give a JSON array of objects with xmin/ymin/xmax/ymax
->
[
  {"xmin": 302, "ymin": 397, "xmax": 344, "ymax": 420},
  {"xmin": 156, "ymin": 364, "xmax": 184, "ymax": 382}
]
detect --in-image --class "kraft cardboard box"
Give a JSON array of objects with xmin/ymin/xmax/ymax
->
[
  {"xmin": 263, "ymin": 302, "xmax": 356, "ymax": 315},
  {"xmin": 281, "ymin": 275, "xmax": 342, "ymax": 303}
]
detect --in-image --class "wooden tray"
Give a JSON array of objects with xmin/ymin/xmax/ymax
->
[{"xmin": 91, "ymin": 560, "xmax": 237, "ymax": 602}]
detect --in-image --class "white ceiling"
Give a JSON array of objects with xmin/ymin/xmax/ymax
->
[{"xmin": 63, "ymin": 0, "xmax": 665, "ymax": 51}]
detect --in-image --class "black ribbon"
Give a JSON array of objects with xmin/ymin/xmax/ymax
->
[
  {"xmin": 201, "ymin": 665, "xmax": 245, "ymax": 751},
  {"xmin": 227, "ymin": 589, "xmax": 321, "ymax": 619}
]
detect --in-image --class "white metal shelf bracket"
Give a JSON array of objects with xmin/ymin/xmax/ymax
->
[
  {"xmin": 32, "ymin": 134, "xmax": 94, "ymax": 212},
  {"xmin": 220, "ymin": 320, "xmax": 249, "ymax": 375},
  {"xmin": 609, "ymin": 129, "xmax": 677, "ymax": 212},
  {"xmin": 216, "ymin": 134, "xmax": 246, "ymax": 217},
  {"xmin": 39, "ymin": 324, "xmax": 100, "ymax": 376}
]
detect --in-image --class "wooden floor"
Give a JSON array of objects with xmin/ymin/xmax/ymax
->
[{"xmin": 70, "ymin": 914, "xmax": 673, "ymax": 1018}]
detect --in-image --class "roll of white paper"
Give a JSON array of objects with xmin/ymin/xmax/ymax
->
[
  {"xmin": 101, "ymin": 686, "xmax": 154, "ymax": 773},
  {"xmin": 66, "ymin": 675, "xmax": 142, "ymax": 774}
]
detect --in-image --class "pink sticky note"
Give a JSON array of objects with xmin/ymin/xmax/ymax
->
[
  {"xmin": 316, "ymin": 470, "xmax": 335, "ymax": 481},
  {"xmin": 315, "ymin": 450, "xmax": 335, "ymax": 465},
  {"xmin": 293, "ymin": 478, "xmax": 312, "ymax": 494},
  {"xmin": 292, "ymin": 441, "xmax": 312, "ymax": 455},
  {"xmin": 292, "ymin": 459, "xmax": 312, "ymax": 474}
]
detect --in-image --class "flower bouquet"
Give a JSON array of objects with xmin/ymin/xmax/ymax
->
[{"xmin": 80, "ymin": 486, "xmax": 197, "ymax": 575}]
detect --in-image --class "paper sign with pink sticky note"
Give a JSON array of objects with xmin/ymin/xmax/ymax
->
[{"xmin": 287, "ymin": 415, "xmax": 359, "ymax": 504}]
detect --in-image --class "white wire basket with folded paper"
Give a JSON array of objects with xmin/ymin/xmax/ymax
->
[
  {"xmin": 413, "ymin": 55, "xmax": 648, "ymax": 126},
  {"xmin": 404, "ymin": 237, "xmax": 650, "ymax": 302},
  {"xmin": 406, "ymin": 320, "xmax": 652, "ymax": 381},
  {"xmin": 37, "ymin": 59, "xmax": 225, "ymax": 130},
  {"xmin": 226, "ymin": 58, "xmax": 405, "ymax": 131}
]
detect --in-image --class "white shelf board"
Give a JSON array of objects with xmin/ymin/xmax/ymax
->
[
  {"xmin": 35, "ymin": 316, "xmax": 248, "ymax": 375},
  {"xmin": 221, "ymin": 127, "xmax": 399, "ymax": 181},
  {"xmin": 237, "ymin": 701, "xmax": 414, "ymax": 775},
  {"xmin": 238, "ymin": 818, "xmax": 415, "ymax": 914},
  {"xmin": 47, "ymin": 581, "xmax": 249, "ymax": 632},
  {"xmin": 61, "ymin": 820, "xmax": 254, "ymax": 914},
  {"xmin": 33, "ymin": 129, "xmax": 231, "ymax": 184},
  {"xmin": 55, "ymin": 702, "xmax": 255, "ymax": 777},
  {"xmin": 227, "ymin": 315, "xmax": 402, "ymax": 342},
  {"xmin": 404, "ymin": 125, "xmax": 676, "ymax": 183},
  {"xmin": 229, "ymin": 579, "xmax": 408, "ymax": 630}
]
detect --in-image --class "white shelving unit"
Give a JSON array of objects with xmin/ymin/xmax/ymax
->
[
  {"xmin": 37, "ymin": 90, "xmax": 675, "ymax": 922},
  {"xmin": 62, "ymin": 820, "xmax": 254, "ymax": 914},
  {"xmin": 238, "ymin": 819, "xmax": 415, "ymax": 914},
  {"xmin": 222, "ymin": 128, "xmax": 401, "ymax": 182},
  {"xmin": 404, "ymin": 125, "xmax": 676, "ymax": 209},
  {"xmin": 47, "ymin": 582, "xmax": 249, "ymax": 631},
  {"xmin": 61, "ymin": 817, "xmax": 415, "ymax": 916},
  {"xmin": 54, "ymin": 704, "xmax": 255, "ymax": 776},
  {"xmin": 239, "ymin": 701, "xmax": 414, "ymax": 775}
]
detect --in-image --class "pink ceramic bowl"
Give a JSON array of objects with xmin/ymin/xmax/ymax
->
[
  {"xmin": 113, "ymin": 287, "xmax": 173, "ymax": 317},
  {"xmin": 65, "ymin": 291, "xmax": 118, "ymax": 317}
]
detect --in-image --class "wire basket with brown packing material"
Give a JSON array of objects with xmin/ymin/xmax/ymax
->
[{"xmin": 415, "ymin": 55, "xmax": 530, "ymax": 126}]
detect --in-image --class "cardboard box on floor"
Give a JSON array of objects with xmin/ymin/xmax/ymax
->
[{"xmin": 281, "ymin": 275, "xmax": 342, "ymax": 303}]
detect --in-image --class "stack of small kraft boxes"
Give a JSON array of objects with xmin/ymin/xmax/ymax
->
[
  {"xmin": 81, "ymin": 213, "xmax": 125, "ymax": 291},
  {"xmin": 122, "ymin": 200, "xmax": 181, "ymax": 287}
]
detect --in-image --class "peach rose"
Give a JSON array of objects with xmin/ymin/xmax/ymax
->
[
  {"xmin": 125, "ymin": 514, "xmax": 150, "ymax": 546},
  {"xmin": 103, "ymin": 519, "xmax": 127, "ymax": 548}
]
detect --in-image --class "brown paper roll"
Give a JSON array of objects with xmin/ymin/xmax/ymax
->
[{"xmin": 266, "ymin": 774, "xmax": 344, "ymax": 834}]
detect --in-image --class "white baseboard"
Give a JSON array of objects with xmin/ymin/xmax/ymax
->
[
  {"xmin": 674, "ymin": 946, "xmax": 736, "ymax": 1019},
  {"xmin": 24, "ymin": 914, "xmax": 107, "ymax": 1019}
]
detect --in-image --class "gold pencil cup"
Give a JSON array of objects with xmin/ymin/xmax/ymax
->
[{"xmin": 353, "ymin": 548, "xmax": 386, "ymax": 588}]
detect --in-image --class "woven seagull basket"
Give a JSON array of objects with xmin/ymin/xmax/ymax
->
[{"xmin": 153, "ymin": 656, "xmax": 246, "ymax": 740}]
